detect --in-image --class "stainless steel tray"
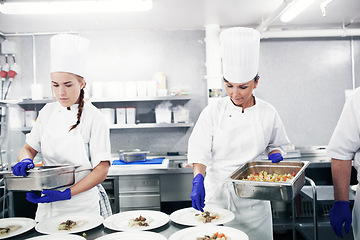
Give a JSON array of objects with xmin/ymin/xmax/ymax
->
[
  {"xmin": 228, "ymin": 160, "xmax": 310, "ymax": 201},
  {"xmin": 119, "ymin": 149, "xmax": 150, "ymax": 163},
  {"xmin": 3, "ymin": 165, "xmax": 76, "ymax": 191}
]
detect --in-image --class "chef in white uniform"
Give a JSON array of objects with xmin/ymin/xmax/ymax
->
[
  {"xmin": 188, "ymin": 27, "xmax": 291, "ymax": 240},
  {"xmin": 12, "ymin": 34, "xmax": 112, "ymax": 222},
  {"xmin": 327, "ymin": 87, "xmax": 360, "ymax": 239}
]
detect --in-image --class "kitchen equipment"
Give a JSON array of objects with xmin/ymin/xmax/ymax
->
[
  {"xmin": 3, "ymin": 165, "xmax": 77, "ymax": 191},
  {"xmin": 228, "ymin": 160, "xmax": 310, "ymax": 201},
  {"xmin": 118, "ymin": 149, "xmax": 149, "ymax": 163},
  {"xmin": 126, "ymin": 107, "xmax": 136, "ymax": 124},
  {"xmin": 116, "ymin": 108, "xmax": 126, "ymax": 125}
]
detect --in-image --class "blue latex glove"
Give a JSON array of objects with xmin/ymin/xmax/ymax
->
[
  {"xmin": 329, "ymin": 201, "xmax": 352, "ymax": 239},
  {"xmin": 269, "ymin": 153, "xmax": 283, "ymax": 163},
  {"xmin": 12, "ymin": 158, "xmax": 35, "ymax": 177},
  {"xmin": 191, "ymin": 173, "xmax": 205, "ymax": 212},
  {"xmin": 26, "ymin": 188, "xmax": 71, "ymax": 204}
]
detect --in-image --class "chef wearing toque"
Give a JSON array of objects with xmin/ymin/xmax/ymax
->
[
  {"xmin": 12, "ymin": 34, "xmax": 112, "ymax": 221},
  {"xmin": 188, "ymin": 27, "xmax": 292, "ymax": 239}
]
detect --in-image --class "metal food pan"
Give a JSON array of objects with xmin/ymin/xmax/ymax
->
[
  {"xmin": 3, "ymin": 165, "xmax": 76, "ymax": 191},
  {"xmin": 119, "ymin": 149, "xmax": 150, "ymax": 163},
  {"xmin": 228, "ymin": 161, "xmax": 310, "ymax": 201}
]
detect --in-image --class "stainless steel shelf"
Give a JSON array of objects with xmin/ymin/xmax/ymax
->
[
  {"xmin": 110, "ymin": 123, "xmax": 194, "ymax": 129},
  {"xmin": 19, "ymin": 123, "xmax": 194, "ymax": 132},
  {"xmin": 18, "ymin": 95, "xmax": 192, "ymax": 106}
]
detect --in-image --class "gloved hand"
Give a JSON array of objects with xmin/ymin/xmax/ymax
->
[
  {"xmin": 269, "ymin": 153, "xmax": 283, "ymax": 163},
  {"xmin": 12, "ymin": 158, "xmax": 35, "ymax": 177},
  {"xmin": 26, "ymin": 188, "xmax": 71, "ymax": 204},
  {"xmin": 329, "ymin": 201, "xmax": 352, "ymax": 239},
  {"xmin": 191, "ymin": 173, "xmax": 205, "ymax": 212}
]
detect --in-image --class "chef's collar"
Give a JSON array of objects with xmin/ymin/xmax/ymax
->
[
  {"xmin": 56, "ymin": 101, "xmax": 79, "ymax": 112},
  {"xmin": 227, "ymin": 95, "xmax": 257, "ymax": 113}
]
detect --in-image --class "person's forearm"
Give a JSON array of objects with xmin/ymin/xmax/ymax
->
[
  {"xmin": 332, "ymin": 158, "xmax": 352, "ymax": 201},
  {"xmin": 17, "ymin": 143, "xmax": 37, "ymax": 162},
  {"xmin": 193, "ymin": 163, "xmax": 206, "ymax": 177},
  {"xmin": 70, "ymin": 161, "xmax": 110, "ymax": 196}
]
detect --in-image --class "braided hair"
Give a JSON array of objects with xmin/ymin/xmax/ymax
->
[{"xmin": 69, "ymin": 87, "xmax": 85, "ymax": 132}]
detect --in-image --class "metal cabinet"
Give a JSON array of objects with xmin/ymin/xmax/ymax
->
[{"xmin": 117, "ymin": 174, "xmax": 161, "ymax": 212}]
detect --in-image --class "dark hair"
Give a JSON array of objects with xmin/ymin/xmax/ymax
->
[{"xmin": 69, "ymin": 88, "xmax": 84, "ymax": 132}]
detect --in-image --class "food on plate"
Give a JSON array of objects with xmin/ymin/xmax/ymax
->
[
  {"xmin": 58, "ymin": 220, "xmax": 77, "ymax": 231},
  {"xmin": 242, "ymin": 170, "xmax": 296, "ymax": 182},
  {"xmin": 128, "ymin": 215, "xmax": 151, "ymax": 227},
  {"xmin": 0, "ymin": 225, "xmax": 21, "ymax": 235},
  {"xmin": 195, "ymin": 211, "xmax": 219, "ymax": 223},
  {"xmin": 0, "ymin": 227, "xmax": 10, "ymax": 234},
  {"xmin": 197, "ymin": 232, "xmax": 228, "ymax": 240}
]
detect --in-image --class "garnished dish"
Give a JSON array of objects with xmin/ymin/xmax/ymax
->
[
  {"xmin": 242, "ymin": 170, "xmax": 296, "ymax": 182},
  {"xmin": 197, "ymin": 232, "xmax": 228, "ymax": 240},
  {"xmin": 0, "ymin": 225, "xmax": 21, "ymax": 236},
  {"xmin": 128, "ymin": 215, "xmax": 152, "ymax": 228},
  {"xmin": 58, "ymin": 220, "xmax": 77, "ymax": 231},
  {"xmin": 195, "ymin": 211, "xmax": 219, "ymax": 223}
]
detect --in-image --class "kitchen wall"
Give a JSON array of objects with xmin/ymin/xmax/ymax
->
[{"xmin": 2, "ymin": 31, "xmax": 359, "ymax": 159}]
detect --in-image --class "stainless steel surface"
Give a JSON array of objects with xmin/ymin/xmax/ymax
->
[
  {"xmin": 3, "ymin": 165, "xmax": 75, "ymax": 191},
  {"xmin": 118, "ymin": 149, "xmax": 149, "ymax": 163},
  {"xmin": 229, "ymin": 160, "xmax": 310, "ymax": 201},
  {"xmin": 117, "ymin": 175, "xmax": 161, "ymax": 211}
]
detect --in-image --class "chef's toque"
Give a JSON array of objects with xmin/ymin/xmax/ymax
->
[
  {"xmin": 220, "ymin": 27, "xmax": 260, "ymax": 84},
  {"xmin": 50, "ymin": 34, "xmax": 90, "ymax": 78}
]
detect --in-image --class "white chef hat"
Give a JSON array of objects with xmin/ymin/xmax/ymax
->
[
  {"xmin": 50, "ymin": 34, "xmax": 90, "ymax": 78},
  {"xmin": 220, "ymin": 27, "xmax": 260, "ymax": 83}
]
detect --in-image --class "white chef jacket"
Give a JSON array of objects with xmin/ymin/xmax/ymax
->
[
  {"xmin": 26, "ymin": 101, "xmax": 111, "ymax": 221},
  {"xmin": 26, "ymin": 101, "xmax": 111, "ymax": 167},
  {"xmin": 188, "ymin": 96, "xmax": 291, "ymax": 240},
  {"xmin": 188, "ymin": 96, "xmax": 291, "ymax": 166},
  {"xmin": 327, "ymin": 87, "xmax": 360, "ymax": 239}
]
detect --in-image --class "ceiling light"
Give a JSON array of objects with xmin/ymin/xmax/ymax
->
[
  {"xmin": 0, "ymin": 0, "xmax": 153, "ymax": 14},
  {"xmin": 280, "ymin": 0, "xmax": 317, "ymax": 23}
]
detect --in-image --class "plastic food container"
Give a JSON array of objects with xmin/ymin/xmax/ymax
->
[
  {"xmin": 118, "ymin": 149, "xmax": 150, "ymax": 163},
  {"xmin": 3, "ymin": 165, "xmax": 76, "ymax": 191},
  {"xmin": 228, "ymin": 160, "xmax": 310, "ymax": 201}
]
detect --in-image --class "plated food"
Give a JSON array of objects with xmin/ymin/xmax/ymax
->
[
  {"xmin": 242, "ymin": 170, "xmax": 296, "ymax": 182},
  {"xmin": 0, "ymin": 218, "xmax": 36, "ymax": 239},
  {"xmin": 103, "ymin": 210, "xmax": 169, "ymax": 231},
  {"xmin": 35, "ymin": 213, "xmax": 103, "ymax": 235},
  {"xmin": 128, "ymin": 215, "xmax": 152, "ymax": 227},
  {"xmin": 170, "ymin": 207, "xmax": 235, "ymax": 226},
  {"xmin": 58, "ymin": 220, "xmax": 77, "ymax": 231},
  {"xmin": 197, "ymin": 232, "xmax": 228, "ymax": 240},
  {"xmin": 169, "ymin": 226, "xmax": 248, "ymax": 240},
  {"xmin": 195, "ymin": 211, "xmax": 219, "ymax": 223}
]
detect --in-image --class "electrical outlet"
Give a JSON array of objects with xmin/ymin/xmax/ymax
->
[{"xmin": 1, "ymin": 40, "xmax": 16, "ymax": 54}]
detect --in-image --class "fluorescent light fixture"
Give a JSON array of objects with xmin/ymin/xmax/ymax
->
[
  {"xmin": 280, "ymin": 0, "xmax": 316, "ymax": 23},
  {"xmin": 0, "ymin": 0, "xmax": 153, "ymax": 14}
]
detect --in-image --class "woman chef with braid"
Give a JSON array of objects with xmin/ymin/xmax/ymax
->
[
  {"xmin": 12, "ymin": 34, "xmax": 112, "ymax": 221},
  {"xmin": 188, "ymin": 27, "xmax": 292, "ymax": 240}
]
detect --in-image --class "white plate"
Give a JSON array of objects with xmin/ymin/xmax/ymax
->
[
  {"xmin": 0, "ymin": 217, "xmax": 36, "ymax": 239},
  {"xmin": 169, "ymin": 226, "xmax": 249, "ymax": 240},
  {"xmin": 103, "ymin": 210, "xmax": 169, "ymax": 231},
  {"xmin": 95, "ymin": 231, "xmax": 167, "ymax": 240},
  {"xmin": 170, "ymin": 207, "xmax": 235, "ymax": 226},
  {"xmin": 35, "ymin": 213, "xmax": 103, "ymax": 234},
  {"xmin": 27, "ymin": 234, "xmax": 86, "ymax": 239}
]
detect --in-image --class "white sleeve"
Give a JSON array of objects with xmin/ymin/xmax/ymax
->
[
  {"xmin": 327, "ymin": 94, "xmax": 360, "ymax": 160},
  {"xmin": 25, "ymin": 106, "xmax": 48, "ymax": 153},
  {"xmin": 187, "ymin": 106, "xmax": 214, "ymax": 166},
  {"xmin": 89, "ymin": 113, "xmax": 112, "ymax": 167},
  {"xmin": 265, "ymin": 111, "xmax": 292, "ymax": 155}
]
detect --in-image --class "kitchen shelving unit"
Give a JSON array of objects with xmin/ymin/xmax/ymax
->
[{"xmin": 17, "ymin": 95, "xmax": 194, "ymax": 132}]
